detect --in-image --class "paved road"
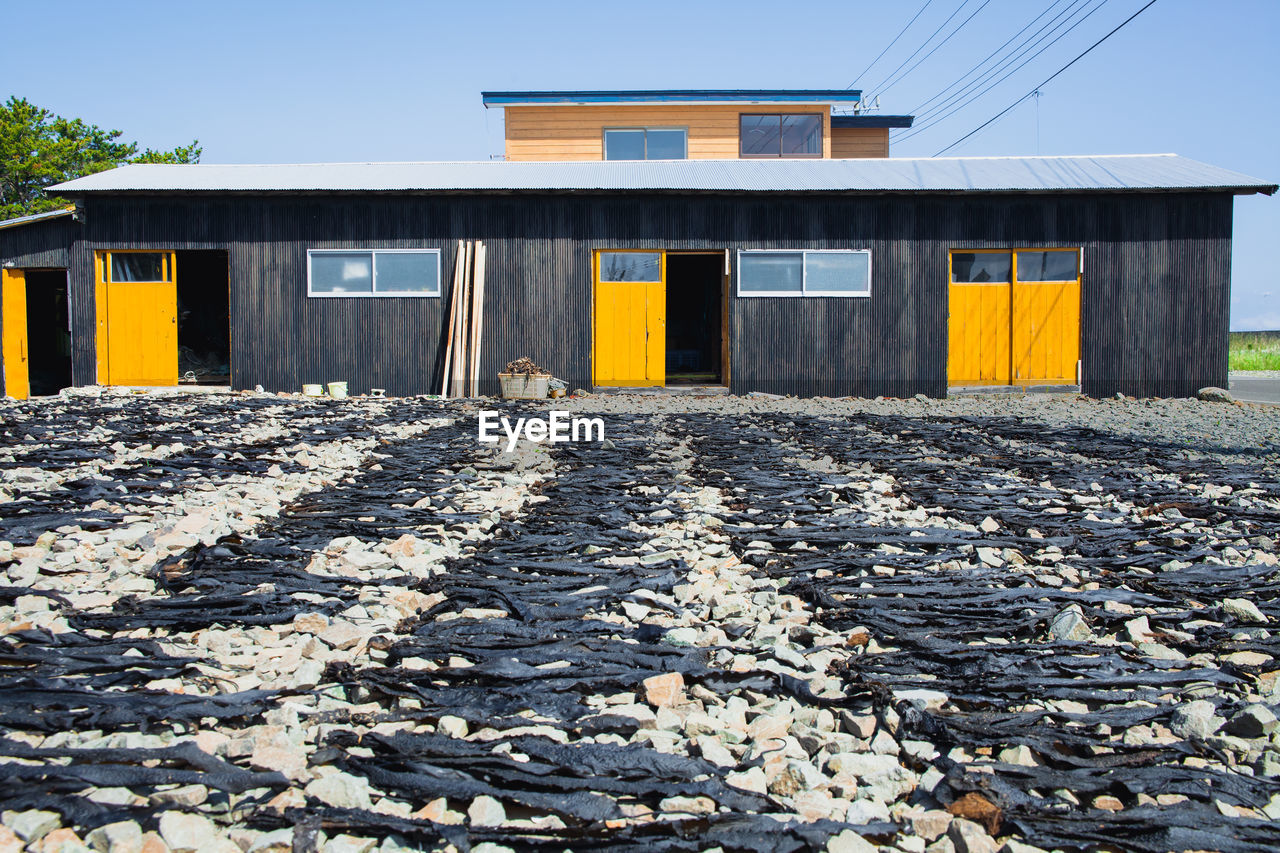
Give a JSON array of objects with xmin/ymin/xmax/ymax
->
[{"xmin": 1229, "ymin": 377, "xmax": 1280, "ymax": 405}]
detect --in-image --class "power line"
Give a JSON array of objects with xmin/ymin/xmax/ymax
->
[
  {"xmin": 935, "ymin": 0, "xmax": 1161, "ymax": 154},
  {"xmin": 895, "ymin": 0, "xmax": 1099, "ymax": 139},
  {"xmin": 869, "ymin": 0, "xmax": 996, "ymax": 100},
  {"xmin": 847, "ymin": 0, "xmax": 936, "ymax": 90},
  {"xmin": 864, "ymin": 0, "xmax": 974, "ymax": 97},
  {"xmin": 905, "ymin": 0, "xmax": 1075, "ymax": 117},
  {"xmin": 894, "ymin": 0, "xmax": 1111, "ymax": 145}
]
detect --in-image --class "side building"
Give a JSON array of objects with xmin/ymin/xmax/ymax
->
[{"xmin": 1, "ymin": 155, "xmax": 1273, "ymax": 400}]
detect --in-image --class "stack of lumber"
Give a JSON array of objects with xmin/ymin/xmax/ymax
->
[{"xmin": 441, "ymin": 240, "xmax": 487, "ymax": 398}]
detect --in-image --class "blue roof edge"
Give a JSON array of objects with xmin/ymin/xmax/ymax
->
[
  {"xmin": 482, "ymin": 89, "xmax": 862, "ymax": 106},
  {"xmin": 831, "ymin": 115, "xmax": 915, "ymax": 129}
]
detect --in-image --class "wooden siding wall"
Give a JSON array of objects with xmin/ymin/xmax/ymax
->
[
  {"xmin": 830, "ymin": 127, "xmax": 889, "ymax": 158},
  {"xmin": 0, "ymin": 217, "xmax": 74, "ymax": 269},
  {"xmin": 61, "ymin": 192, "xmax": 1232, "ymax": 399},
  {"xmin": 503, "ymin": 104, "xmax": 832, "ymax": 160},
  {"xmin": 0, "ymin": 217, "xmax": 75, "ymax": 398}
]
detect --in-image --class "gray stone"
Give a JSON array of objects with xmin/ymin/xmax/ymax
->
[
  {"xmin": 1197, "ymin": 387, "xmax": 1233, "ymax": 403},
  {"xmin": 1222, "ymin": 597, "xmax": 1269, "ymax": 625},
  {"xmin": 1225, "ymin": 704, "xmax": 1279, "ymax": 738},
  {"xmin": 1000, "ymin": 841, "xmax": 1050, "ymax": 853},
  {"xmin": 947, "ymin": 818, "xmax": 999, "ymax": 853},
  {"xmin": 436, "ymin": 715, "xmax": 469, "ymax": 738},
  {"xmin": 1047, "ymin": 605, "xmax": 1092, "ymax": 642},
  {"xmin": 323, "ymin": 836, "xmax": 377, "ymax": 853},
  {"xmin": 247, "ymin": 829, "xmax": 294, "ymax": 853},
  {"xmin": 825, "ymin": 829, "xmax": 877, "ymax": 853},
  {"xmin": 1170, "ymin": 700, "xmax": 1225, "ymax": 740},
  {"xmin": 305, "ymin": 773, "xmax": 373, "ymax": 810},
  {"xmin": 158, "ymin": 811, "xmax": 217, "ymax": 853},
  {"xmin": 85, "ymin": 821, "xmax": 143, "ymax": 853},
  {"xmin": 658, "ymin": 795, "xmax": 716, "ymax": 815},
  {"xmin": 467, "ymin": 795, "xmax": 506, "ymax": 827},
  {"xmin": 148, "ymin": 784, "xmax": 208, "ymax": 807},
  {"xmin": 3, "ymin": 810, "xmax": 61, "ymax": 843}
]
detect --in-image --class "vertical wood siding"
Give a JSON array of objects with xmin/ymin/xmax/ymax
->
[{"xmin": 57, "ymin": 191, "xmax": 1233, "ymax": 399}]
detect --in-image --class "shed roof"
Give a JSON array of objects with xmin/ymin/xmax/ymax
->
[
  {"xmin": 0, "ymin": 206, "xmax": 76, "ymax": 231},
  {"xmin": 481, "ymin": 89, "xmax": 863, "ymax": 107},
  {"xmin": 48, "ymin": 154, "xmax": 1277, "ymax": 196}
]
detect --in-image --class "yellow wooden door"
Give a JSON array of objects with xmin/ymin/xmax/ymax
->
[
  {"xmin": 594, "ymin": 250, "xmax": 665, "ymax": 386},
  {"xmin": 96, "ymin": 251, "xmax": 178, "ymax": 386},
  {"xmin": 1012, "ymin": 250, "xmax": 1080, "ymax": 385},
  {"xmin": 947, "ymin": 251, "xmax": 1012, "ymax": 386},
  {"xmin": 2, "ymin": 269, "xmax": 29, "ymax": 400}
]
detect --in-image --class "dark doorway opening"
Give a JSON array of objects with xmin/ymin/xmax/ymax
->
[
  {"xmin": 665, "ymin": 253, "xmax": 723, "ymax": 385},
  {"xmin": 25, "ymin": 270, "xmax": 72, "ymax": 396},
  {"xmin": 176, "ymin": 250, "xmax": 231, "ymax": 384}
]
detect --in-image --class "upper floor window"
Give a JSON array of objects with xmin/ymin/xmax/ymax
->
[
  {"xmin": 603, "ymin": 127, "xmax": 687, "ymax": 160},
  {"xmin": 307, "ymin": 249, "xmax": 441, "ymax": 297},
  {"xmin": 740, "ymin": 114, "xmax": 823, "ymax": 158}
]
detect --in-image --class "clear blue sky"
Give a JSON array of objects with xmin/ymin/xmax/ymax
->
[{"xmin": 4, "ymin": 0, "xmax": 1276, "ymax": 329}]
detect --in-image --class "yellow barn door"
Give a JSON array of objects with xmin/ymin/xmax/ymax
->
[
  {"xmin": 948, "ymin": 251, "xmax": 1012, "ymax": 385},
  {"xmin": 1012, "ymin": 249, "xmax": 1080, "ymax": 385},
  {"xmin": 2, "ymin": 269, "xmax": 29, "ymax": 400},
  {"xmin": 948, "ymin": 248, "xmax": 1081, "ymax": 387},
  {"xmin": 96, "ymin": 251, "xmax": 178, "ymax": 386},
  {"xmin": 594, "ymin": 250, "xmax": 665, "ymax": 386}
]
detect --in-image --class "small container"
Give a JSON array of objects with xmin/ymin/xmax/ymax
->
[
  {"xmin": 302, "ymin": 384, "xmax": 324, "ymax": 397},
  {"xmin": 327, "ymin": 381, "xmax": 348, "ymax": 399},
  {"xmin": 499, "ymin": 373, "xmax": 549, "ymax": 400}
]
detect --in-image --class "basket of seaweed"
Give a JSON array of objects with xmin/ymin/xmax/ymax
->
[{"xmin": 498, "ymin": 357, "xmax": 551, "ymax": 400}]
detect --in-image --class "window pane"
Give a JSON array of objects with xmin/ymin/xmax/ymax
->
[
  {"xmin": 645, "ymin": 129, "xmax": 686, "ymax": 160},
  {"xmin": 740, "ymin": 115, "xmax": 780, "ymax": 156},
  {"xmin": 375, "ymin": 252, "xmax": 438, "ymax": 293},
  {"xmin": 781, "ymin": 115, "xmax": 822, "ymax": 156},
  {"xmin": 805, "ymin": 252, "xmax": 869, "ymax": 294},
  {"xmin": 604, "ymin": 129, "xmax": 646, "ymax": 161},
  {"xmin": 740, "ymin": 252, "xmax": 803, "ymax": 293},
  {"xmin": 111, "ymin": 253, "xmax": 166, "ymax": 282},
  {"xmin": 951, "ymin": 252, "xmax": 1012, "ymax": 283},
  {"xmin": 599, "ymin": 252, "xmax": 660, "ymax": 282},
  {"xmin": 1017, "ymin": 250, "xmax": 1077, "ymax": 281},
  {"xmin": 311, "ymin": 252, "xmax": 373, "ymax": 293}
]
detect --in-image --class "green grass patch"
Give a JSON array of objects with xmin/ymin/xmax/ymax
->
[{"xmin": 1230, "ymin": 330, "xmax": 1280, "ymax": 371}]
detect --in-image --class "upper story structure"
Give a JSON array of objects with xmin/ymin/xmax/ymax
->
[{"xmin": 481, "ymin": 89, "xmax": 914, "ymax": 161}]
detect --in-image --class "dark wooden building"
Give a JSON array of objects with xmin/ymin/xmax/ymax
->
[{"xmin": 2, "ymin": 155, "xmax": 1274, "ymax": 400}]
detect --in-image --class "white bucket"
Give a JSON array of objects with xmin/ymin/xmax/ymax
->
[
  {"xmin": 302, "ymin": 384, "xmax": 324, "ymax": 397},
  {"xmin": 327, "ymin": 381, "xmax": 348, "ymax": 399}
]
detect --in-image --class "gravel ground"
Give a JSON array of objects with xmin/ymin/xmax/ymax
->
[{"xmin": 0, "ymin": 389, "xmax": 1277, "ymax": 853}]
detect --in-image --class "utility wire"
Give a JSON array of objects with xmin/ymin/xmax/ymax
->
[
  {"xmin": 869, "ymin": 0, "xmax": 996, "ymax": 100},
  {"xmin": 894, "ymin": 0, "xmax": 1110, "ymax": 144},
  {"xmin": 847, "ymin": 0, "xmax": 936, "ymax": 90},
  {"xmin": 935, "ymin": 0, "xmax": 1161, "ymax": 154},
  {"xmin": 864, "ymin": 0, "xmax": 974, "ymax": 97},
  {"xmin": 895, "ymin": 0, "xmax": 1099, "ymax": 138},
  {"xmin": 905, "ymin": 0, "xmax": 1074, "ymax": 117}
]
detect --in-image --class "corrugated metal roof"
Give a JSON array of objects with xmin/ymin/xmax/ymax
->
[
  {"xmin": 0, "ymin": 206, "xmax": 76, "ymax": 231},
  {"xmin": 47, "ymin": 155, "xmax": 1277, "ymax": 196},
  {"xmin": 481, "ymin": 89, "xmax": 863, "ymax": 106}
]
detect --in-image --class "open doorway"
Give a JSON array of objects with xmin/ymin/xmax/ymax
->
[
  {"xmin": 175, "ymin": 250, "xmax": 230, "ymax": 384},
  {"xmin": 665, "ymin": 253, "xmax": 723, "ymax": 385},
  {"xmin": 25, "ymin": 270, "xmax": 72, "ymax": 396}
]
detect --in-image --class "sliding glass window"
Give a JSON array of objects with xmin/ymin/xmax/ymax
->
[{"xmin": 604, "ymin": 128, "xmax": 687, "ymax": 160}]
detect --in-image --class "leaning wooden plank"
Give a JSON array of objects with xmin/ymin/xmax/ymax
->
[
  {"xmin": 452, "ymin": 241, "xmax": 473, "ymax": 397},
  {"xmin": 469, "ymin": 242, "xmax": 487, "ymax": 397},
  {"xmin": 441, "ymin": 240, "xmax": 465, "ymax": 397}
]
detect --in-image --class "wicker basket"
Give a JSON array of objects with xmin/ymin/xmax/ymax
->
[{"xmin": 498, "ymin": 373, "xmax": 549, "ymax": 400}]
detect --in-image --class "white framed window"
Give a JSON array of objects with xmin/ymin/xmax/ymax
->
[
  {"xmin": 307, "ymin": 249, "xmax": 441, "ymax": 297},
  {"xmin": 737, "ymin": 249, "xmax": 871, "ymax": 297},
  {"xmin": 603, "ymin": 127, "xmax": 688, "ymax": 160}
]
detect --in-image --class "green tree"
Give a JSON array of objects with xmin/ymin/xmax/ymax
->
[{"xmin": 0, "ymin": 96, "xmax": 201, "ymax": 219}]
